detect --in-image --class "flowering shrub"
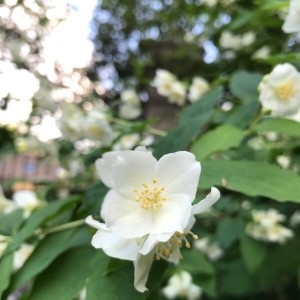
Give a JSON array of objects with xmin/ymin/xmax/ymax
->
[{"xmin": 0, "ymin": 0, "xmax": 300, "ymax": 300}]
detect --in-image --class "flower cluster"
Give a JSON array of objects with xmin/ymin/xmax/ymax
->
[
  {"xmin": 162, "ymin": 270, "xmax": 202, "ymax": 300},
  {"xmin": 86, "ymin": 147, "xmax": 220, "ymax": 292},
  {"xmin": 152, "ymin": 69, "xmax": 210, "ymax": 106},
  {"xmin": 258, "ymin": 63, "xmax": 300, "ymax": 117},
  {"xmin": 246, "ymin": 209, "xmax": 294, "ymax": 244},
  {"xmin": 118, "ymin": 89, "xmax": 142, "ymax": 120}
]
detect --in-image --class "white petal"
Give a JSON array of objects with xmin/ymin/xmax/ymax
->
[
  {"xmin": 95, "ymin": 150, "xmax": 123, "ymax": 188},
  {"xmin": 111, "ymin": 150, "xmax": 157, "ymax": 197},
  {"xmin": 151, "ymin": 194, "xmax": 192, "ymax": 234},
  {"xmin": 155, "ymin": 151, "xmax": 201, "ymax": 201},
  {"xmin": 133, "ymin": 251, "xmax": 155, "ymax": 293},
  {"xmin": 102, "ymin": 190, "xmax": 153, "ymax": 238},
  {"xmin": 91, "ymin": 229, "xmax": 139, "ymax": 261},
  {"xmin": 192, "ymin": 187, "xmax": 220, "ymax": 214},
  {"xmin": 139, "ymin": 232, "xmax": 173, "ymax": 255},
  {"xmin": 85, "ymin": 216, "xmax": 106, "ymax": 230}
]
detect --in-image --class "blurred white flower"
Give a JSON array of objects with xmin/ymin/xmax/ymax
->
[
  {"xmin": 201, "ymin": 0, "xmax": 217, "ymax": 7},
  {"xmin": 119, "ymin": 103, "xmax": 142, "ymax": 120},
  {"xmin": 168, "ymin": 81, "xmax": 187, "ymax": 106},
  {"xmin": 253, "ymin": 46, "xmax": 271, "ymax": 59},
  {"xmin": 282, "ymin": 0, "xmax": 300, "ymax": 33},
  {"xmin": 120, "ymin": 89, "xmax": 140, "ymax": 106},
  {"xmin": 258, "ymin": 63, "xmax": 300, "ymax": 116},
  {"xmin": 57, "ymin": 102, "xmax": 84, "ymax": 141},
  {"xmin": 220, "ymin": 31, "xmax": 241, "ymax": 50},
  {"xmin": 194, "ymin": 237, "xmax": 223, "ymax": 261},
  {"xmin": 82, "ymin": 111, "xmax": 115, "ymax": 145},
  {"xmin": 113, "ymin": 134, "xmax": 140, "ymax": 150},
  {"xmin": 13, "ymin": 243, "xmax": 34, "ymax": 271},
  {"xmin": 188, "ymin": 77, "xmax": 210, "ymax": 103},
  {"xmin": 276, "ymin": 155, "xmax": 291, "ymax": 169},
  {"xmin": 152, "ymin": 69, "xmax": 177, "ymax": 97},
  {"xmin": 86, "ymin": 147, "xmax": 220, "ymax": 292},
  {"xmin": 119, "ymin": 89, "xmax": 142, "ymax": 119},
  {"xmin": 290, "ymin": 210, "xmax": 300, "ymax": 227},
  {"xmin": 246, "ymin": 209, "xmax": 294, "ymax": 244},
  {"xmin": 162, "ymin": 270, "xmax": 202, "ymax": 300},
  {"xmin": 241, "ymin": 32, "xmax": 256, "ymax": 47}
]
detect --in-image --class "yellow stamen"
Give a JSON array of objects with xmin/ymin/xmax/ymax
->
[{"xmin": 276, "ymin": 81, "xmax": 295, "ymax": 101}]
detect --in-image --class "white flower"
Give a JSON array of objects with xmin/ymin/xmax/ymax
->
[
  {"xmin": 13, "ymin": 243, "xmax": 34, "ymax": 271},
  {"xmin": 12, "ymin": 187, "xmax": 42, "ymax": 218},
  {"xmin": 253, "ymin": 46, "xmax": 271, "ymax": 59},
  {"xmin": 194, "ymin": 237, "xmax": 223, "ymax": 261},
  {"xmin": 168, "ymin": 81, "xmax": 187, "ymax": 106},
  {"xmin": 241, "ymin": 32, "xmax": 256, "ymax": 47},
  {"xmin": 220, "ymin": 31, "xmax": 241, "ymax": 50},
  {"xmin": 152, "ymin": 69, "xmax": 177, "ymax": 97},
  {"xmin": 119, "ymin": 103, "xmax": 142, "ymax": 120},
  {"xmin": 290, "ymin": 210, "xmax": 300, "ymax": 227},
  {"xmin": 0, "ymin": 186, "xmax": 17, "ymax": 214},
  {"xmin": 276, "ymin": 155, "xmax": 291, "ymax": 169},
  {"xmin": 82, "ymin": 111, "xmax": 115, "ymax": 145},
  {"xmin": 282, "ymin": 0, "xmax": 300, "ymax": 33},
  {"xmin": 120, "ymin": 89, "xmax": 140, "ymax": 106},
  {"xmin": 188, "ymin": 77, "xmax": 210, "ymax": 103},
  {"xmin": 113, "ymin": 134, "xmax": 140, "ymax": 150},
  {"xmin": 246, "ymin": 209, "xmax": 294, "ymax": 244},
  {"xmin": 86, "ymin": 147, "xmax": 220, "ymax": 292},
  {"xmin": 57, "ymin": 102, "xmax": 85, "ymax": 140},
  {"xmin": 162, "ymin": 271, "xmax": 202, "ymax": 300},
  {"xmin": 201, "ymin": 0, "xmax": 217, "ymax": 7},
  {"xmin": 95, "ymin": 147, "xmax": 201, "ymax": 239},
  {"xmin": 258, "ymin": 63, "xmax": 300, "ymax": 116}
]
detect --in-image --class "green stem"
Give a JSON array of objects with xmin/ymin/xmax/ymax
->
[
  {"xmin": 36, "ymin": 219, "xmax": 86, "ymax": 236},
  {"xmin": 109, "ymin": 116, "xmax": 167, "ymax": 137}
]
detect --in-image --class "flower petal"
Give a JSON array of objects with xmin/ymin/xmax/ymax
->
[
  {"xmin": 91, "ymin": 229, "xmax": 139, "ymax": 261},
  {"xmin": 151, "ymin": 194, "xmax": 192, "ymax": 235},
  {"xmin": 95, "ymin": 150, "xmax": 123, "ymax": 188},
  {"xmin": 192, "ymin": 187, "xmax": 220, "ymax": 214},
  {"xmin": 102, "ymin": 190, "xmax": 153, "ymax": 238},
  {"xmin": 155, "ymin": 151, "xmax": 201, "ymax": 201},
  {"xmin": 139, "ymin": 232, "xmax": 173, "ymax": 255},
  {"xmin": 134, "ymin": 251, "xmax": 155, "ymax": 293},
  {"xmin": 111, "ymin": 150, "xmax": 157, "ymax": 197}
]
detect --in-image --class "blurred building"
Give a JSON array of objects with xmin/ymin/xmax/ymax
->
[{"xmin": 0, "ymin": 153, "xmax": 58, "ymax": 184}]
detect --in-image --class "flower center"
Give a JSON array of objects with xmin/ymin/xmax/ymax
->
[
  {"xmin": 276, "ymin": 81, "xmax": 295, "ymax": 101},
  {"xmin": 155, "ymin": 231, "xmax": 198, "ymax": 260},
  {"xmin": 134, "ymin": 179, "xmax": 166, "ymax": 210}
]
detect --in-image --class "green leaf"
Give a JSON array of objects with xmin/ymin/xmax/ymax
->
[
  {"xmin": 0, "ymin": 209, "xmax": 24, "ymax": 235},
  {"xmin": 180, "ymin": 249, "xmax": 215, "ymax": 275},
  {"xmin": 154, "ymin": 87, "xmax": 222, "ymax": 158},
  {"xmin": 219, "ymin": 259, "xmax": 257, "ymax": 296},
  {"xmin": 10, "ymin": 226, "xmax": 89, "ymax": 291},
  {"xmin": 255, "ymin": 117, "xmax": 300, "ymax": 136},
  {"xmin": 86, "ymin": 251, "xmax": 142, "ymax": 300},
  {"xmin": 200, "ymin": 160, "xmax": 300, "ymax": 202},
  {"xmin": 229, "ymin": 71, "xmax": 262, "ymax": 103},
  {"xmin": 240, "ymin": 234, "xmax": 267, "ymax": 273},
  {"xmin": 216, "ymin": 218, "xmax": 244, "ymax": 249},
  {"xmin": 191, "ymin": 124, "xmax": 245, "ymax": 160},
  {"xmin": 179, "ymin": 87, "xmax": 222, "ymax": 124},
  {"xmin": 5, "ymin": 196, "xmax": 81, "ymax": 254},
  {"xmin": 226, "ymin": 101, "xmax": 260, "ymax": 129},
  {"xmin": 29, "ymin": 246, "xmax": 95, "ymax": 300},
  {"xmin": 0, "ymin": 253, "xmax": 13, "ymax": 298}
]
